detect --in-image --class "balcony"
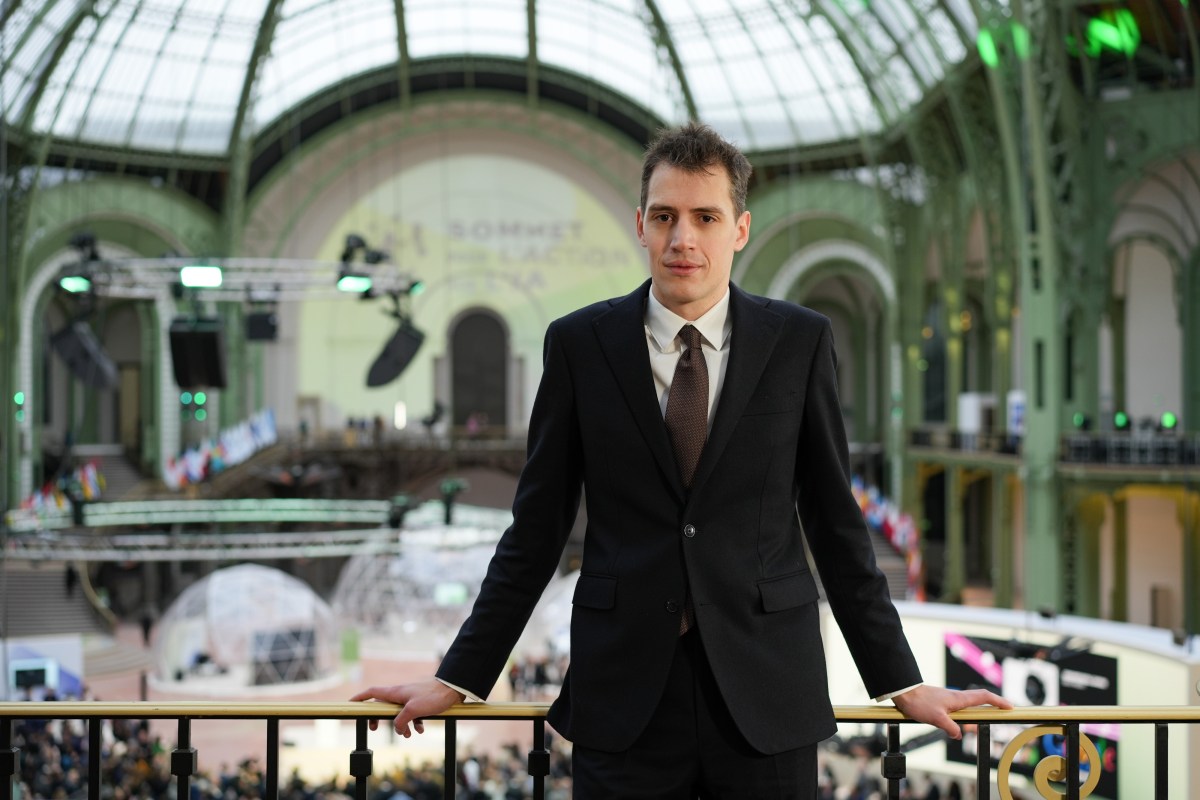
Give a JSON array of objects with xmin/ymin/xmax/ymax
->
[{"xmin": 2, "ymin": 701, "xmax": 1194, "ymax": 799}]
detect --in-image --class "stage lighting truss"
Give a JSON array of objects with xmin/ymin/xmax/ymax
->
[{"xmin": 59, "ymin": 256, "xmax": 420, "ymax": 303}]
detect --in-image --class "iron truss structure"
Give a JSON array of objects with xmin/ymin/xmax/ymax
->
[{"xmin": 3, "ymin": 498, "xmax": 510, "ymax": 561}]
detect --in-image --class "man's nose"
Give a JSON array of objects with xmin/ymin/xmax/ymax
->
[{"xmin": 671, "ymin": 219, "xmax": 696, "ymax": 249}]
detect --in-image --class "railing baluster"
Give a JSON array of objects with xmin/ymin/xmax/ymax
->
[
  {"xmin": 443, "ymin": 719, "xmax": 457, "ymax": 800},
  {"xmin": 974, "ymin": 724, "xmax": 993, "ymax": 796},
  {"xmin": 1, "ymin": 718, "xmax": 16, "ymax": 800},
  {"xmin": 265, "ymin": 718, "xmax": 279, "ymax": 800},
  {"xmin": 1155, "ymin": 722, "xmax": 1168, "ymax": 800},
  {"xmin": 350, "ymin": 718, "xmax": 372, "ymax": 800},
  {"xmin": 88, "ymin": 717, "xmax": 101, "ymax": 800},
  {"xmin": 171, "ymin": 718, "xmax": 197, "ymax": 800},
  {"xmin": 880, "ymin": 723, "xmax": 904, "ymax": 800},
  {"xmin": 1066, "ymin": 723, "xmax": 1080, "ymax": 800},
  {"xmin": 528, "ymin": 720, "xmax": 550, "ymax": 799}
]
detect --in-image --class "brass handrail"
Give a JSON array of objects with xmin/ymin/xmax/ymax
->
[
  {"xmin": 2, "ymin": 700, "xmax": 1198, "ymax": 722},
  {"xmin": 2, "ymin": 702, "xmax": 1197, "ymax": 800}
]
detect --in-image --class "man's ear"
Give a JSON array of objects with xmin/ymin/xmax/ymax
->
[
  {"xmin": 734, "ymin": 210, "xmax": 751, "ymax": 251},
  {"xmin": 636, "ymin": 207, "xmax": 647, "ymax": 247}
]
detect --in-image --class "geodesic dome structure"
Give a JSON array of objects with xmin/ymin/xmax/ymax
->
[
  {"xmin": 155, "ymin": 564, "xmax": 339, "ymax": 687},
  {"xmin": 334, "ymin": 502, "xmax": 531, "ymax": 647}
]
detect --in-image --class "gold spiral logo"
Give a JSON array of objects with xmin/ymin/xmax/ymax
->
[{"xmin": 996, "ymin": 725, "xmax": 1102, "ymax": 800}]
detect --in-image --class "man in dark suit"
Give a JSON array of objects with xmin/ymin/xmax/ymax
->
[{"xmin": 353, "ymin": 122, "xmax": 1008, "ymax": 798}]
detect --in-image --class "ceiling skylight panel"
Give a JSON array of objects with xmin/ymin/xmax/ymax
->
[
  {"xmin": 2, "ymin": 9, "xmax": 62, "ymax": 119},
  {"xmin": 940, "ymin": 0, "xmax": 979, "ymax": 38},
  {"xmin": 186, "ymin": 59, "xmax": 242, "ymax": 111},
  {"xmin": 676, "ymin": 0, "xmax": 736, "ymax": 19},
  {"xmin": 677, "ymin": 39, "xmax": 738, "ymax": 112},
  {"xmin": 823, "ymin": 81, "xmax": 879, "ymax": 136},
  {"xmin": 922, "ymin": 5, "xmax": 968, "ymax": 65},
  {"xmin": 767, "ymin": 44, "xmax": 820, "ymax": 99},
  {"xmin": 723, "ymin": 55, "xmax": 780, "ymax": 107},
  {"xmin": 405, "ymin": 0, "xmax": 526, "ymax": 59},
  {"xmin": 129, "ymin": 99, "xmax": 191, "ymax": 150},
  {"xmin": 79, "ymin": 88, "xmax": 141, "ymax": 146},
  {"xmin": 872, "ymin": 0, "xmax": 940, "ymax": 85},
  {"xmin": 177, "ymin": 107, "xmax": 235, "ymax": 154}
]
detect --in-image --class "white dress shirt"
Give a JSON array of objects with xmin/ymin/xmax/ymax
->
[{"xmin": 644, "ymin": 287, "xmax": 732, "ymax": 428}]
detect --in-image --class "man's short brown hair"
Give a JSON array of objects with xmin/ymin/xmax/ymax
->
[{"xmin": 640, "ymin": 122, "xmax": 753, "ymax": 216}]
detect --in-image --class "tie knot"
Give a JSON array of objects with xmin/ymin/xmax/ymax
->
[{"xmin": 679, "ymin": 324, "xmax": 703, "ymax": 351}]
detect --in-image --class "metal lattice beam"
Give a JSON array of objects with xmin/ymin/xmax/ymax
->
[
  {"xmin": 227, "ymin": 0, "xmax": 286, "ymax": 158},
  {"xmin": 640, "ymin": 0, "xmax": 697, "ymax": 121}
]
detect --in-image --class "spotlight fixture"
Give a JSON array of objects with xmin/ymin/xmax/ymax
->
[
  {"xmin": 338, "ymin": 233, "xmax": 391, "ymax": 293},
  {"xmin": 336, "ymin": 271, "xmax": 373, "ymax": 293},
  {"xmin": 1071, "ymin": 412, "xmax": 1092, "ymax": 431},
  {"xmin": 1113, "ymin": 410, "xmax": 1130, "ymax": 431},
  {"xmin": 180, "ymin": 264, "xmax": 223, "ymax": 288},
  {"xmin": 365, "ymin": 287, "xmax": 425, "ymax": 387},
  {"xmin": 61, "ymin": 231, "xmax": 101, "ymax": 293},
  {"xmin": 68, "ymin": 230, "xmax": 100, "ymax": 262},
  {"xmin": 59, "ymin": 275, "xmax": 92, "ymax": 293},
  {"xmin": 1159, "ymin": 412, "xmax": 1179, "ymax": 432},
  {"xmin": 340, "ymin": 233, "xmax": 367, "ymax": 264}
]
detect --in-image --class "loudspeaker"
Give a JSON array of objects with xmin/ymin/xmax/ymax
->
[
  {"xmin": 169, "ymin": 317, "xmax": 227, "ymax": 388},
  {"xmin": 245, "ymin": 311, "xmax": 278, "ymax": 341},
  {"xmin": 366, "ymin": 317, "xmax": 425, "ymax": 387},
  {"xmin": 50, "ymin": 320, "xmax": 119, "ymax": 389}
]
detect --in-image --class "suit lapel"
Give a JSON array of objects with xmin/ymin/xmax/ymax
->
[
  {"xmin": 594, "ymin": 280, "xmax": 687, "ymax": 502},
  {"xmin": 689, "ymin": 285, "xmax": 785, "ymax": 496}
]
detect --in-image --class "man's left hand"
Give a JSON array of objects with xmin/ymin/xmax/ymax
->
[{"xmin": 891, "ymin": 685, "xmax": 1012, "ymax": 739}]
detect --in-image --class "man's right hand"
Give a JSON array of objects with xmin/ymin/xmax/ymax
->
[{"xmin": 350, "ymin": 679, "xmax": 465, "ymax": 737}]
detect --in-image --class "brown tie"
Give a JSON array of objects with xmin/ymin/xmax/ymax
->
[
  {"xmin": 665, "ymin": 324, "xmax": 709, "ymax": 488},
  {"xmin": 665, "ymin": 324, "xmax": 708, "ymax": 634}
]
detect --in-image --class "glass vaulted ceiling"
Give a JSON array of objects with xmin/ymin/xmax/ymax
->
[{"xmin": 1, "ymin": 0, "xmax": 977, "ymax": 157}]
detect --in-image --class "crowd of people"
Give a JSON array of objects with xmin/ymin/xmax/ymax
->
[
  {"xmin": 9, "ymin": 701, "xmax": 573, "ymax": 800},
  {"xmin": 11, "ymin": 697, "xmax": 990, "ymax": 799}
]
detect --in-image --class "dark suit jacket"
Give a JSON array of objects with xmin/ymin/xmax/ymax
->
[{"xmin": 437, "ymin": 280, "xmax": 921, "ymax": 755}]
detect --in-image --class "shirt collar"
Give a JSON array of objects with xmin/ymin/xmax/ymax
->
[{"xmin": 645, "ymin": 286, "xmax": 731, "ymax": 352}]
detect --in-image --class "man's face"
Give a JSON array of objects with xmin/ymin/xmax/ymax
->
[{"xmin": 637, "ymin": 164, "xmax": 751, "ymax": 320}]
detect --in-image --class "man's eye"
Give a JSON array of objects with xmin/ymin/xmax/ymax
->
[{"xmin": 655, "ymin": 214, "xmax": 672, "ymax": 222}]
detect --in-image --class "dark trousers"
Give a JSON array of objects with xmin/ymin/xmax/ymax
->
[{"xmin": 571, "ymin": 630, "xmax": 817, "ymax": 799}]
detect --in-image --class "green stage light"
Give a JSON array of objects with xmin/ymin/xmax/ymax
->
[
  {"xmin": 194, "ymin": 391, "xmax": 207, "ymax": 406},
  {"xmin": 1161, "ymin": 412, "xmax": 1178, "ymax": 430},
  {"xmin": 1087, "ymin": 10, "xmax": 1140, "ymax": 57},
  {"xmin": 181, "ymin": 391, "xmax": 193, "ymax": 404},
  {"xmin": 337, "ymin": 274, "xmax": 372, "ymax": 293},
  {"xmin": 59, "ymin": 276, "xmax": 92, "ymax": 293},
  {"xmin": 1072, "ymin": 412, "xmax": 1090, "ymax": 429},
  {"xmin": 14, "ymin": 391, "xmax": 25, "ymax": 405},
  {"xmin": 180, "ymin": 265, "xmax": 223, "ymax": 288},
  {"xmin": 195, "ymin": 409, "xmax": 208, "ymax": 422},
  {"xmin": 1011, "ymin": 23, "xmax": 1031, "ymax": 60},
  {"xmin": 1114, "ymin": 411, "xmax": 1130, "ymax": 431},
  {"xmin": 977, "ymin": 29, "xmax": 999, "ymax": 68}
]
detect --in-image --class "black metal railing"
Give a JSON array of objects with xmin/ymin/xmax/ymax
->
[{"xmin": 2, "ymin": 702, "xmax": 1196, "ymax": 799}]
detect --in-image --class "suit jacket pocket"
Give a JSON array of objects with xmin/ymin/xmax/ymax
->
[
  {"xmin": 573, "ymin": 573, "xmax": 617, "ymax": 610},
  {"xmin": 758, "ymin": 571, "xmax": 819, "ymax": 612}
]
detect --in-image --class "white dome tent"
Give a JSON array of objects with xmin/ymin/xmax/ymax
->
[
  {"xmin": 332, "ymin": 503, "xmax": 515, "ymax": 651},
  {"xmin": 153, "ymin": 564, "xmax": 339, "ymax": 691}
]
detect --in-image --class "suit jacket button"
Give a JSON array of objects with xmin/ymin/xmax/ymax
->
[
  {"xmin": 683, "ymin": 524, "xmax": 696, "ymax": 538},
  {"xmin": 666, "ymin": 600, "xmax": 679, "ymax": 613}
]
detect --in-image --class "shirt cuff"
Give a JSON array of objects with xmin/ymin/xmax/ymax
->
[
  {"xmin": 875, "ymin": 683, "xmax": 923, "ymax": 703},
  {"xmin": 436, "ymin": 677, "xmax": 481, "ymax": 703}
]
